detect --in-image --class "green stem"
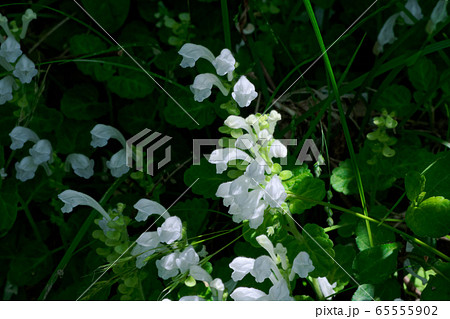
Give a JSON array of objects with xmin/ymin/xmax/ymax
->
[
  {"xmin": 302, "ymin": 0, "xmax": 373, "ymax": 247},
  {"xmin": 19, "ymin": 197, "xmax": 43, "ymax": 243},
  {"xmin": 220, "ymin": 0, "xmax": 232, "ymax": 50},
  {"xmin": 38, "ymin": 175, "xmax": 127, "ymax": 300},
  {"xmin": 288, "ymin": 194, "xmax": 450, "ymax": 262},
  {"xmin": 310, "ymin": 277, "xmax": 325, "ymax": 301}
]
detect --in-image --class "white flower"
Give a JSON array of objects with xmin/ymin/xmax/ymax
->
[
  {"xmin": 29, "ymin": 139, "xmax": 52, "ymax": 165},
  {"xmin": 0, "ymin": 14, "xmax": 13, "ymax": 38},
  {"xmin": 229, "ymin": 257, "xmax": 255, "ymax": 281},
  {"xmin": 232, "ymin": 76, "xmax": 258, "ymax": 108},
  {"xmin": 256, "ymin": 235, "xmax": 277, "ymax": 260},
  {"xmin": 66, "ymin": 154, "xmax": 94, "ymax": 179},
  {"xmin": 14, "ymin": 156, "xmax": 38, "ymax": 182},
  {"xmin": 58, "ymin": 190, "xmax": 110, "ymax": 220},
  {"xmin": 230, "ymin": 287, "xmax": 267, "ymax": 301},
  {"xmin": 274, "ymin": 243, "xmax": 288, "ymax": 270},
  {"xmin": 12, "ymin": 55, "xmax": 38, "ymax": 84},
  {"xmin": 264, "ymin": 175, "xmax": 287, "ymax": 208},
  {"xmin": 317, "ymin": 277, "xmax": 337, "ymax": 300},
  {"xmin": 132, "ymin": 231, "xmax": 161, "ymax": 269},
  {"xmin": 136, "ymin": 231, "xmax": 160, "ymax": 248},
  {"xmin": 90, "ymin": 124, "xmax": 126, "ymax": 148},
  {"xmin": 289, "ymin": 251, "xmax": 315, "ymax": 280},
  {"xmin": 224, "ymin": 115, "xmax": 252, "ymax": 133},
  {"xmin": 267, "ymin": 279, "xmax": 293, "ymax": 301},
  {"xmin": 157, "ymin": 216, "xmax": 182, "ymax": 244},
  {"xmin": 98, "ymin": 216, "xmax": 116, "ymax": 235},
  {"xmin": 212, "ymin": 48, "xmax": 236, "ymax": 77},
  {"xmin": 134, "ymin": 199, "xmax": 169, "ymax": 222},
  {"xmin": 176, "ymin": 246, "xmax": 199, "ymax": 273},
  {"xmin": 374, "ymin": 14, "xmax": 399, "ymax": 54},
  {"xmin": 400, "ymin": 0, "xmax": 423, "ymax": 25},
  {"xmin": 156, "ymin": 252, "xmax": 180, "ymax": 279},
  {"xmin": 267, "ymin": 110, "xmax": 281, "ymax": 134},
  {"xmin": 210, "ymin": 278, "xmax": 225, "ymax": 301},
  {"xmin": 20, "ymin": 9, "xmax": 37, "ymax": 39},
  {"xmin": 0, "ymin": 76, "xmax": 15, "ymax": 105},
  {"xmin": 244, "ymin": 160, "xmax": 266, "ymax": 184},
  {"xmin": 9, "ymin": 126, "xmax": 39, "ymax": 150},
  {"xmin": 189, "ymin": 265, "xmax": 213, "ymax": 283},
  {"xmin": 179, "ymin": 296, "xmax": 205, "ymax": 301},
  {"xmin": 190, "ymin": 73, "xmax": 229, "ymax": 102},
  {"xmin": 178, "ymin": 43, "xmax": 215, "ymax": 68},
  {"xmin": 0, "ymin": 168, "xmax": 7, "ymax": 179},
  {"xmin": 269, "ymin": 140, "xmax": 287, "ymax": 159},
  {"xmin": 427, "ymin": 0, "xmax": 448, "ymax": 33},
  {"xmin": 106, "ymin": 149, "xmax": 129, "ymax": 178},
  {"xmin": 0, "ymin": 37, "xmax": 22, "ymax": 63},
  {"xmin": 251, "ymin": 256, "xmax": 276, "ymax": 283},
  {"xmin": 208, "ymin": 148, "xmax": 252, "ymax": 174}
]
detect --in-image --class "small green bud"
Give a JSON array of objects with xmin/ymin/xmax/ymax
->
[
  {"xmin": 185, "ymin": 276, "xmax": 196, "ymax": 287},
  {"xmin": 382, "ymin": 145, "xmax": 395, "ymax": 157},
  {"xmin": 279, "ymin": 170, "xmax": 293, "ymax": 180},
  {"xmin": 272, "ymin": 163, "xmax": 282, "ymax": 174},
  {"xmin": 366, "ymin": 131, "xmax": 378, "ymax": 141},
  {"xmin": 385, "ymin": 116, "xmax": 398, "ymax": 129},
  {"xmin": 373, "ymin": 117, "xmax": 385, "ymax": 127}
]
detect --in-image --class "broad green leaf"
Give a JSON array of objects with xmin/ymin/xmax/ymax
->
[
  {"xmin": 184, "ymin": 158, "xmax": 229, "ymax": 199},
  {"xmin": 163, "ymin": 91, "xmax": 216, "ymax": 130},
  {"xmin": 80, "ymin": 0, "xmax": 130, "ymax": 33},
  {"xmin": 405, "ymin": 196, "xmax": 450, "ymax": 238},
  {"xmin": 351, "ymin": 284, "xmax": 374, "ymax": 301},
  {"xmin": 297, "ymin": 223, "xmax": 335, "ymax": 278},
  {"xmin": 69, "ymin": 34, "xmax": 115, "ymax": 81},
  {"xmin": 351, "ymin": 278, "xmax": 401, "ymax": 301},
  {"xmin": 288, "ymin": 176, "xmax": 326, "ymax": 214},
  {"xmin": 29, "ymin": 105, "xmax": 63, "ymax": 134},
  {"xmin": 422, "ymin": 152, "xmax": 450, "ymax": 200},
  {"xmin": 107, "ymin": 69, "xmax": 155, "ymax": 99},
  {"xmin": 0, "ymin": 181, "xmax": 19, "ymax": 238},
  {"xmin": 55, "ymin": 119, "xmax": 94, "ymax": 154},
  {"xmin": 61, "ymin": 85, "xmax": 108, "ymax": 120},
  {"xmin": 405, "ymin": 171, "xmax": 425, "ymax": 202},
  {"xmin": 353, "ymin": 243, "xmax": 399, "ymax": 284},
  {"xmin": 355, "ymin": 219, "xmax": 395, "ymax": 251},
  {"xmin": 421, "ymin": 261, "xmax": 450, "ymax": 301},
  {"xmin": 375, "ymin": 84, "xmax": 413, "ymax": 117},
  {"xmin": 408, "ymin": 57, "xmax": 437, "ymax": 93},
  {"xmin": 330, "ymin": 160, "xmax": 355, "ymax": 195},
  {"xmin": 337, "ymin": 213, "xmax": 358, "ymax": 238},
  {"xmin": 327, "ymin": 245, "xmax": 356, "ymax": 291}
]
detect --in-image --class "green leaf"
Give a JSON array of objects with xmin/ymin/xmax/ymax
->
[
  {"xmin": 351, "ymin": 284, "xmax": 374, "ymax": 301},
  {"xmin": 326, "ymin": 245, "xmax": 356, "ymax": 291},
  {"xmin": 355, "ymin": 220, "xmax": 395, "ymax": 251},
  {"xmin": 353, "ymin": 243, "xmax": 399, "ymax": 284},
  {"xmin": 421, "ymin": 261, "xmax": 450, "ymax": 301},
  {"xmin": 80, "ymin": 0, "xmax": 130, "ymax": 33},
  {"xmin": 0, "ymin": 181, "xmax": 19, "ymax": 238},
  {"xmin": 29, "ymin": 105, "xmax": 63, "ymax": 134},
  {"xmin": 405, "ymin": 196, "xmax": 450, "ymax": 238},
  {"xmin": 297, "ymin": 223, "xmax": 335, "ymax": 278},
  {"xmin": 375, "ymin": 84, "xmax": 413, "ymax": 117},
  {"xmin": 330, "ymin": 160, "xmax": 355, "ymax": 195},
  {"xmin": 61, "ymin": 85, "xmax": 108, "ymax": 120},
  {"xmin": 337, "ymin": 213, "xmax": 358, "ymax": 238},
  {"xmin": 351, "ymin": 278, "xmax": 401, "ymax": 301},
  {"xmin": 405, "ymin": 171, "xmax": 426, "ymax": 202},
  {"xmin": 163, "ymin": 91, "xmax": 217, "ymax": 130},
  {"xmin": 422, "ymin": 152, "xmax": 450, "ymax": 200},
  {"xmin": 69, "ymin": 34, "xmax": 115, "ymax": 81},
  {"xmin": 107, "ymin": 69, "xmax": 155, "ymax": 99},
  {"xmin": 170, "ymin": 198, "xmax": 209, "ymax": 236},
  {"xmin": 408, "ymin": 57, "xmax": 437, "ymax": 93},
  {"xmin": 288, "ymin": 176, "xmax": 326, "ymax": 214},
  {"xmin": 184, "ymin": 158, "xmax": 229, "ymax": 199}
]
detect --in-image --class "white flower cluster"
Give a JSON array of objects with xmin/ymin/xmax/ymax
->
[
  {"xmin": 9, "ymin": 126, "xmax": 52, "ymax": 181},
  {"xmin": 209, "ymin": 111, "xmax": 289, "ymax": 229},
  {"xmin": 229, "ymin": 235, "xmax": 315, "ymax": 301},
  {"xmin": 178, "ymin": 43, "xmax": 258, "ymax": 108},
  {"xmin": 90, "ymin": 124, "xmax": 129, "ymax": 178},
  {"xmin": 0, "ymin": 10, "xmax": 38, "ymax": 105},
  {"xmin": 374, "ymin": 0, "xmax": 448, "ymax": 54}
]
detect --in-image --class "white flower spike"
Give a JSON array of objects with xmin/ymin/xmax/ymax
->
[
  {"xmin": 90, "ymin": 124, "xmax": 126, "ymax": 148},
  {"xmin": 58, "ymin": 190, "xmax": 110, "ymax": 220},
  {"xmin": 66, "ymin": 153, "xmax": 95, "ymax": 179},
  {"xmin": 400, "ymin": 0, "xmax": 423, "ymax": 25},
  {"xmin": 29, "ymin": 139, "xmax": 52, "ymax": 165},
  {"xmin": 13, "ymin": 55, "xmax": 38, "ymax": 84},
  {"xmin": 9, "ymin": 126, "xmax": 39, "ymax": 150},
  {"xmin": 0, "ymin": 37, "xmax": 22, "ymax": 63},
  {"xmin": 134, "ymin": 199, "xmax": 168, "ymax": 222},
  {"xmin": 190, "ymin": 73, "xmax": 229, "ymax": 102},
  {"xmin": 0, "ymin": 76, "xmax": 15, "ymax": 105},
  {"xmin": 178, "ymin": 43, "xmax": 215, "ymax": 68},
  {"xmin": 106, "ymin": 149, "xmax": 129, "ymax": 178},
  {"xmin": 232, "ymin": 76, "xmax": 258, "ymax": 108},
  {"xmin": 15, "ymin": 156, "xmax": 38, "ymax": 182},
  {"xmin": 212, "ymin": 48, "xmax": 236, "ymax": 79}
]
